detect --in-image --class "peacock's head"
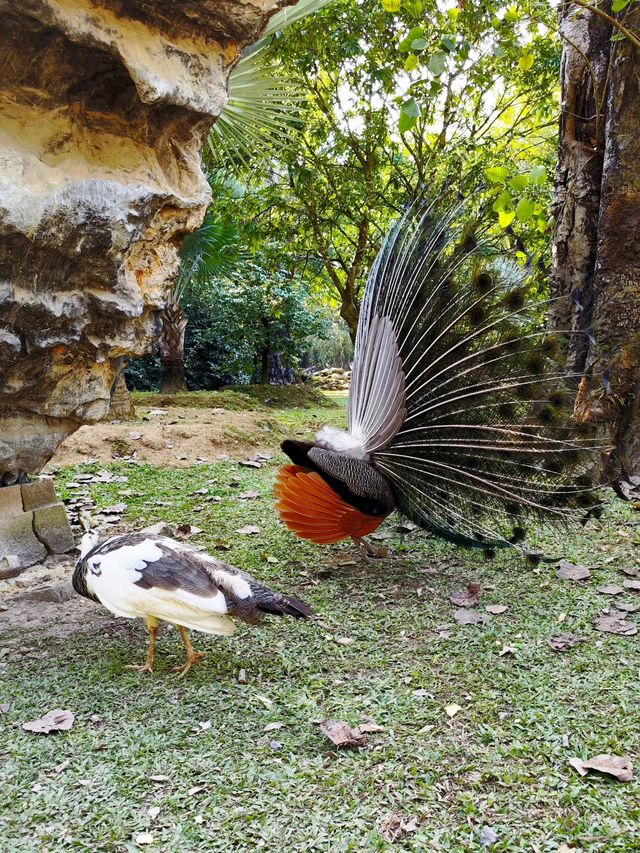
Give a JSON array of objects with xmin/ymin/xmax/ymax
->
[{"xmin": 77, "ymin": 512, "xmax": 100, "ymax": 562}]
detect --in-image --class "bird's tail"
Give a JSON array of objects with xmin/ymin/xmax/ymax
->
[{"xmin": 362, "ymin": 201, "xmax": 602, "ymax": 550}]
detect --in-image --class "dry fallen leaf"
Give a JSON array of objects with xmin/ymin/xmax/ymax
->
[
  {"xmin": 569, "ymin": 754, "xmax": 633, "ymax": 782},
  {"xmin": 22, "ymin": 709, "xmax": 75, "ymax": 734},
  {"xmin": 498, "ymin": 645, "xmax": 516, "ymax": 656},
  {"xmin": 548, "ymin": 633, "xmax": 587, "ymax": 652},
  {"xmin": 595, "ymin": 614, "xmax": 638, "ymax": 636},
  {"xmin": 335, "ymin": 636, "xmax": 355, "ymax": 646},
  {"xmin": 445, "ymin": 703, "xmax": 462, "ymax": 718},
  {"xmin": 486, "ymin": 604, "xmax": 509, "ymax": 615},
  {"xmin": 615, "ymin": 601, "xmax": 640, "ymax": 613},
  {"xmin": 620, "ymin": 566, "xmax": 639, "ymax": 577},
  {"xmin": 100, "ymin": 503, "xmax": 128, "ymax": 515},
  {"xmin": 557, "ymin": 562, "xmax": 591, "ymax": 581},
  {"xmin": 149, "ymin": 775, "xmax": 169, "ymax": 783},
  {"xmin": 449, "ymin": 582, "xmax": 481, "ymax": 608},
  {"xmin": 597, "ymin": 584, "xmax": 624, "ymax": 596},
  {"xmin": 239, "ymin": 491, "xmax": 261, "ymax": 500},
  {"xmin": 135, "ymin": 832, "xmax": 154, "ymax": 845},
  {"xmin": 239, "ymin": 460, "xmax": 262, "ymax": 469},
  {"xmin": 147, "ymin": 806, "xmax": 161, "ymax": 820},
  {"xmin": 454, "ymin": 608, "xmax": 487, "ymax": 625},
  {"xmin": 236, "ymin": 525, "xmax": 261, "ymax": 535},
  {"xmin": 263, "ymin": 722, "xmax": 283, "ymax": 732},
  {"xmin": 320, "ymin": 720, "xmax": 364, "ymax": 748},
  {"xmin": 357, "ymin": 717, "xmax": 385, "ymax": 734},
  {"xmin": 188, "ymin": 784, "xmax": 207, "ymax": 796},
  {"xmin": 319, "ymin": 717, "xmax": 384, "ymax": 747},
  {"xmin": 623, "ymin": 579, "xmax": 640, "ymax": 592}
]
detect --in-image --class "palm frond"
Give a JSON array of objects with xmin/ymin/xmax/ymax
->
[
  {"xmin": 172, "ymin": 211, "xmax": 241, "ymax": 303},
  {"xmin": 208, "ymin": 0, "xmax": 333, "ymax": 169}
]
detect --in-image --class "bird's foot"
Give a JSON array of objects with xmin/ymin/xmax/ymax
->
[
  {"xmin": 353, "ymin": 536, "xmax": 389, "ymax": 561},
  {"xmin": 172, "ymin": 651, "xmax": 205, "ymax": 679},
  {"xmin": 124, "ymin": 662, "xmax": 154, "ymax": 674}
]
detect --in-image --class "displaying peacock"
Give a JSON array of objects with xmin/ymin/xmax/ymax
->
[
  {"xmin": 74, "ymin": 529, "xmax": 313, "ymax": 676},
  {"xmin": 275, "ymin": 202, "xmax": 601, "ymax": 556}
]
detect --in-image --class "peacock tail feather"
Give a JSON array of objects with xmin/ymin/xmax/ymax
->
[{"xmin": 353, "ymin": 202, "xmax": 602, "ymax": 551}]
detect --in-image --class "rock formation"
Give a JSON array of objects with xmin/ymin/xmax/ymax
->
[{"xmin": 0, "ymin": 0, "xmax": 291, "ymax": 483}]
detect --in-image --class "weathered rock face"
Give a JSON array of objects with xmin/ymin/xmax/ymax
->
[{"xmin": 0, "ymin": 0, "xmax": 290, "ymax": 479}]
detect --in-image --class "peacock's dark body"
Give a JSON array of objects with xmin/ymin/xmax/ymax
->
[{"xmin": 275, "ymin": 203, "xmax": 600, "ymax": 553}]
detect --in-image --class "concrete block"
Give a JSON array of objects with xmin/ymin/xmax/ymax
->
[
  {"xmin": 0, "ymin": 513, "xmax": 46, "ymax": 568},
  {"xmin": 0, "ymin": 484, "xmax": 23, "ymax": 518},
  {"xmin": 33, "ymin": 504, "xmax": 75, "ymax": 554},
  {"xmin": 21, "ymin": 479, "xmax": 57, "ymax": 511}
]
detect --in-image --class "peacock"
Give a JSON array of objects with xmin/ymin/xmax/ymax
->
[
  {"xmin": 74, "ymin": 528, "xmax": 313, "ymax": 676},
  {"xmin": 275, "ymin": 202, "xmax": 600, "ymax": 557}
]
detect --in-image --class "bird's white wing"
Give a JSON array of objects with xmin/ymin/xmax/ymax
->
[{"xmin": 85, "ymin": 537, "xmax": 236, "ymax": 636}]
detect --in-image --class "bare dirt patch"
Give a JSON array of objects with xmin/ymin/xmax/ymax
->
[{"xmin": 47, "ymin": 406, "xmax": 279, "ymax": 469}]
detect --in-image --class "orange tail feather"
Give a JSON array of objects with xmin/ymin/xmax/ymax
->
[{"xmin": 274, "ymin": 464, "xmax": 385, "ymax": 544}]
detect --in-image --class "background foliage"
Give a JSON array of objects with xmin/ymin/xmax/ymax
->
[{"xmin": 129, "ymin": 0, "xmax": 562, "ymax": 390}]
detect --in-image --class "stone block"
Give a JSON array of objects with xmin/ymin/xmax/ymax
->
[
  {"xmin": 33, "ymin": 505, "xmax": 75, "ymax": 554},
  {"xmin": 0, "ymin": 513, "xmax": 46, "ymax": 568},
  {"xmin": 21, "ymin": 479, "xmax": 57, "ymax": 511},
  {"xmin": 0, "ymin": 484, "xmax": 23, "ymax": 518},
  {"xmin": 15, "ymin": 581, "xmax": 74, "ymax": 603}
]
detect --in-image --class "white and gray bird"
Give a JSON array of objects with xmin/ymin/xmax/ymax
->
[{"xmin": 73, "ymin": 529, "xmax": 313, "ymax": 677}]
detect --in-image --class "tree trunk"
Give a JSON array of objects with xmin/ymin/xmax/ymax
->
[
  {"xmin": 553, "ymin": 2, "xmax": 640, "ymax": 485},
  {"xmin": 260, "ymin": 346, "xmax": 271, "ymax": 385},
  {"xmin": 339, "ymin": 290, "xmax": 360, "ymax": 344},
  {"xmin": 159, "ymin": 303, "xmax": 188, "ymax": 393}
]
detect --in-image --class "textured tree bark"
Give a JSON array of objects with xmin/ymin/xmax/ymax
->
[
  {"xmin": 553, "ymin": 2, "xmax": 640, "ymax": 484},
  {"xmin": 159, "ymin": 303, "xmax": 189, "ymax": 393},
  {"xmin": 0, "ymin": 0, "xmax": 292, "ymax": 480}
]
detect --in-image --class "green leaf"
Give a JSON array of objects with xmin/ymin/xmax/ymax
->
[
  {"xmin": 411, "ymin": 37, "xmax": 427, "ymax": 51},
  {"xmin": 518, "ymin": 52, "xmax": 535, "ymax": 71},
  {"xmin": 491, "ymin": 15, "xmax": 502, "ymax": 28},
  {"xmin": 440, "ymin": 35, "xmax": 456, "ymax": 53},
  {"xmin": 612, "ymin": 0, "xmax": 631, "ymax": 10},
  {"xmin": 492, "ymin": 189, "xmax": 512, "ymax": 213},
  {"xmin": 509, "ymin": 174, "xmax": 529, "ymax": 191},
  {"xmin": 399, "ymin": 26, "xmax": 424, "ymax": 51},
  {"xmin": 485, "ymin": 166, "xmax": 509, "ymax": 184},
  {"xmin": 404, "ymin": 53, "xmax": 419, "ymax": 72},
  {"xmin": 381, "ymin": 0, "xmax": 401, "ymax": 11},
  {"xmin": 447, "ymin": 7, "xmax": 461, "ymax": 21},
  {"xmin": 505, "ymin": 5, "xmax": 519, "ymax": 22},
  {"xmin": 492, "ymin": 44, "xmax": 506, "ymax": 58},
  {"xmin": 399, "ymin": 97, "xmax": 421, "ymax": 132},
  {"xmin": 516, "ymin": 197, "xmax": 535, "ymax": 222},
  {"xmin": 529, "ymin": 165, "xmax": 547, "ymax": 185},
  {"xmin": 428, "ymin": 51, "xmax": 447, "ymax": 76},
  {"xmin": 499, "ymin": 210, "xmax": 516, "ymax": 229}
]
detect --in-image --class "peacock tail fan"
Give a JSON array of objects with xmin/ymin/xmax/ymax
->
[{"xmin": 352, "ymin": 201, "xmax": 602, "ymax": 552}]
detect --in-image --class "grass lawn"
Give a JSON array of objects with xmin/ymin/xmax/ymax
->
[{"xmin": 2, "ymin": 396, "xmax": 640, "ymax": 851}]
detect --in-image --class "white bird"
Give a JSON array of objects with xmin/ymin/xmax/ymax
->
[{"xmin": 73, "ymin": 530, "xmax": 313, "ymax": 677}]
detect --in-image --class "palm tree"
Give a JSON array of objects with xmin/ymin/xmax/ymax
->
[
  {"xmin": 159, "ymin": 212, "xmax": 240, "ymax": 392},
  {"xmin": 159, "ymin": 0, "xmax": 332, "ymax": 393}
]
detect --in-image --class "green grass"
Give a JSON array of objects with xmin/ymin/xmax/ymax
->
[
  {"xmin": 132, "ymin": 384, "xmax": 336, "ymax": 412},
  {"xmin": 2, "ymin": 442, "xmax": 640, "ymax": 850}
]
